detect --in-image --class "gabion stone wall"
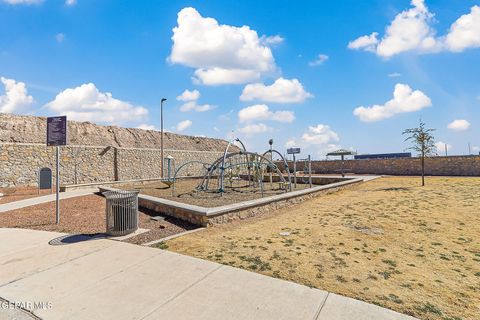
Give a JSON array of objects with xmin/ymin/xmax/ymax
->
[{"xmin": 0, "ymin": 143, "xmax": 223, "ymax": 187}]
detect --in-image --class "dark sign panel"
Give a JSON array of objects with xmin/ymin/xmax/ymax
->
[
  {"xmin": 47, "ymin": 116, "xmax": 67, "ymax": 146},
  {"xmin": 287, "ymin": 147, "xmax": 301, "ymax": 154},
  {"xmin": 39, "ymin": 167, "xmax": 52, "ymax": 190}
]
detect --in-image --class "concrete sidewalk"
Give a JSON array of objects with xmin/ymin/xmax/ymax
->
[
  {"xmin": 0, "ymin": 189, "xmax": 98, "ymax": 213},
  {"xmin": 0, "ymin": 228, "xmax": 416, "ymax": 320}
]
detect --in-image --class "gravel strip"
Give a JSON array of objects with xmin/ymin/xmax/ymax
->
[{"xmin": 0, "ymin": 194, "xmax": 198, "ymax": 243}]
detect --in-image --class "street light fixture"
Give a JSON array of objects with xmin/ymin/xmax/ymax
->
[{"xmin": 160, "ymin": 98, "xmax": 167, "ymax": 178}]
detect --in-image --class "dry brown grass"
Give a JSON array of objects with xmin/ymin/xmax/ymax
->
[{"xmin": 167, "ymin": 176, "xmax": 480, "ymax": 320}]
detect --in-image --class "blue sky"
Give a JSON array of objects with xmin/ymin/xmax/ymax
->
[{"xmin": 0, "ymin": 0, "xmax": 479, "ymax": 158}]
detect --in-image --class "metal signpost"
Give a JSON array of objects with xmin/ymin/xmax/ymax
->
[
  {"xmin": 308, "ymin": 155, "xmax": 312, "ymax": 188},
  {"xmin": 287, "ymin": 148, "xmax": 301, "ymax": 188},
  {"xmin": 47, "ymin": 116, "xmax": 67, "ymax": 224},
  {"xmin": 268, "ymin": 139, "xmax": 273, "ymax": 188}
]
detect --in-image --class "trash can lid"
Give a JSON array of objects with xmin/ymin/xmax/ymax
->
[{"xmin": 103, "ymin": 190, "xmax": 139, "ymax": 200}]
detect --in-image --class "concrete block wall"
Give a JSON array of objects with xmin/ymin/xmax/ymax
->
[{"xmin": 277, "ymin": 155, "xmax": 480, "ymax": 176}]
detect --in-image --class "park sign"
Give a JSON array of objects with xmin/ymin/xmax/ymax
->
[
  {"xmin": 287, "ymin": 147, "xmax": 301, "ymax": 155},
  {"xmin": 46, "ymin": 116, "xmax": 67, "ymax": 225},
  {"xmin": 47, "ymin": 116, "xmax": 67, "ymax": 146}
]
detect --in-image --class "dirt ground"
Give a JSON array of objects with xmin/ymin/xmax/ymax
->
[
  {"xmin": 121, "ymin": 179, "xmax": 312, "ymax": 207},
  {"xmin": 0, "ymin": 194, "xmax": 197, "ymax": 244},
  {"xmin": 0, "ymin": 186, "xmax": 52, "ymax": 205},
  {"xmin": 167, "ymin": 176, "xmax": 480, "ymax": 320}
]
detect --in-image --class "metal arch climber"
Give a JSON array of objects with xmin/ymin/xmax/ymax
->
[
  {"xmin": 198, "ymin": 137, "xmax": 248, "ymax": 191},
  {"xmin": 261, "ymin": 149, "xmax": 292, "ymax": 192},
  {"xmin": 219, "ymin": 138, "xmax": 249, "ymax": 191},
  {"xmin": 197, "ymin": 150, "xmax": 287, "ymax": 193},
  {"xmin": 171, "ymin": 160, "xmax": 212, "ymax": 196}
]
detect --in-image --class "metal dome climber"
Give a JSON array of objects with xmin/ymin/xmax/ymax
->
[
  {"xmin": 261, "ymin": 149, "xmax": 292, "ymax": 191},
  {"xmin": 168, "ymin": 137, "xmax": 303, "ymax": 198},
  {"xmin": 198, "ymin": 150, "xmax": 288, "ymax": 194}
]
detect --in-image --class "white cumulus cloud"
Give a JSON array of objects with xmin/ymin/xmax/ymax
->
[
  {"xmin": 301, "ymin": 124, "xmax": 340, "ymax": 145},
  {"xmin": 137, "ymin": 124, "xmax": 157, "ymax": 131},
  {"xmin": 176, "ymin": 119, "xmax": 192, "ymax": 132},
  {"xmin": 237, "ymin": 123, "xmax": 270, "ymax": 135},
  {"xmin": 348, "ymin": 1, "xmax": 480, "ymax": 57},
  {"xmin": 260, "ymin": 35, "xmax": 284, "ymax": 46},
  {"xmin": 176, "ymin": 89, "xmax": 200, "ymax": 102},
  {"xmin": 447, "ymin": 119, "xmax": 470, "ymax": 131},
  {"xmin": 285, "ymin": 138, "xmax": 296, "ymax": 148},
  {"xmin": 238, "ymin": 104, "xmax": 294, "ymax": 123},
  {"xmin": 444, "ymin": 6, "xmax": 480, "ymax": 52},
  {"xmin": 353, "ymin": 83, "xmax": 431, "ymax": 122},
  {"xmin": 309, "ymin": 54, "xmax": 329, "ymax": 66},
  {"xmin": 44, "ymin": 83, "xmax": 148, "ymax": 125},
  {"xmin": 348, "ymin": 32, "xmax": 379, "ymax": 52},
  {"xmin": 240, "ymin": 77, "xmax": 313, "ymax": 103},
  {"xmin": 435, "ymin": 141, "xmax": 452, "ymax": 155},
  {"xmin": 65, "ymin": 0, "xmax": 76, "ymax": 5},
  {"xmin": 179, "ymin": 101, "xmax": 215, "ymax": 112},
  {"xmin": 192, "ymin": 68, "xmax": 261, "ymax": 86},
  {"xmin": 169, "ymin": 7, "xmax": 277, "ymax": 85},
  {"xmin": 286, "ymin": 124, "xmax": 341, "ymax": 157},
  {"xmin": 176, "ymin": 89, "xmax": 215, "ymax": 112},
  {"xmin": 0, "ymin": 76, "xmax": 34, "ymax": 114}
]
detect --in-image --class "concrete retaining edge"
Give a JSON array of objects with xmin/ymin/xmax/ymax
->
[{"xmin": 99, "ymin": 177, "xmax": 365, "ymax": 226}]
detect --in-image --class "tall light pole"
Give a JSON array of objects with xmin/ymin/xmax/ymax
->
[{"xmin": 160, "ymin": 98, "xmax": 167, "ymax": 178}]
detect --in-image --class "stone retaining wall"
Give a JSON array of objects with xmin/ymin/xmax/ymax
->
[
  {"xmin": 206, "ymin": 179, "xmax": 362, "ymax": 226},
  {"xmin": 0, "ymin": 143, "xmax": 223, "ymax": 187},
  {"xmin": 277, "ymin": 155, "xmax": 480, "ymax": 176}
]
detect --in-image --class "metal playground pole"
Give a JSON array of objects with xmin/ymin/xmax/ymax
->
[{"xmin": 308, "ymin": 154, "xmax": 312, "ymax": 188}]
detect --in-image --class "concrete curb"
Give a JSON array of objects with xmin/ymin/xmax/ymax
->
[
  {"xmin": 0, "ymin": 188, "xmax": 99, "ymax": 213},
  {"xmin": 142, "ymin": 227, "xmax": 207, "ymax": 247}
]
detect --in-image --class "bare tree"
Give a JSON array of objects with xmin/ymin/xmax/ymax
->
[{"xmin": 403, "ymin": 120, "xmax": 436, "ymax": 186}]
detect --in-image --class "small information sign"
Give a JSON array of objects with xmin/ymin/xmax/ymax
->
[
  {"xmin": 47, "ymin": 116, "xmax": 67, "ymax": 146},
  {"xmin": 287, "ymin": 147, "xmax": 301, "ymax": 154},
  {"xmin": 39, "ymin": 167, "xmax": 52, "ymax": 190}
]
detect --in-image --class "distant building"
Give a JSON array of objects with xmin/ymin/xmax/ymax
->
[{"xmin": 354, "ymin": 152, "xmax": 412, "ymax": 160}]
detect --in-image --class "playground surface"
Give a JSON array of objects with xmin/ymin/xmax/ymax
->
[
  {"xmin": 119, "ymin": 179, "xmax": 313, "ymax": 207},
  {"xmin": 167, "ymin": 176, "xmax": 480, "ymax": 320}
]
